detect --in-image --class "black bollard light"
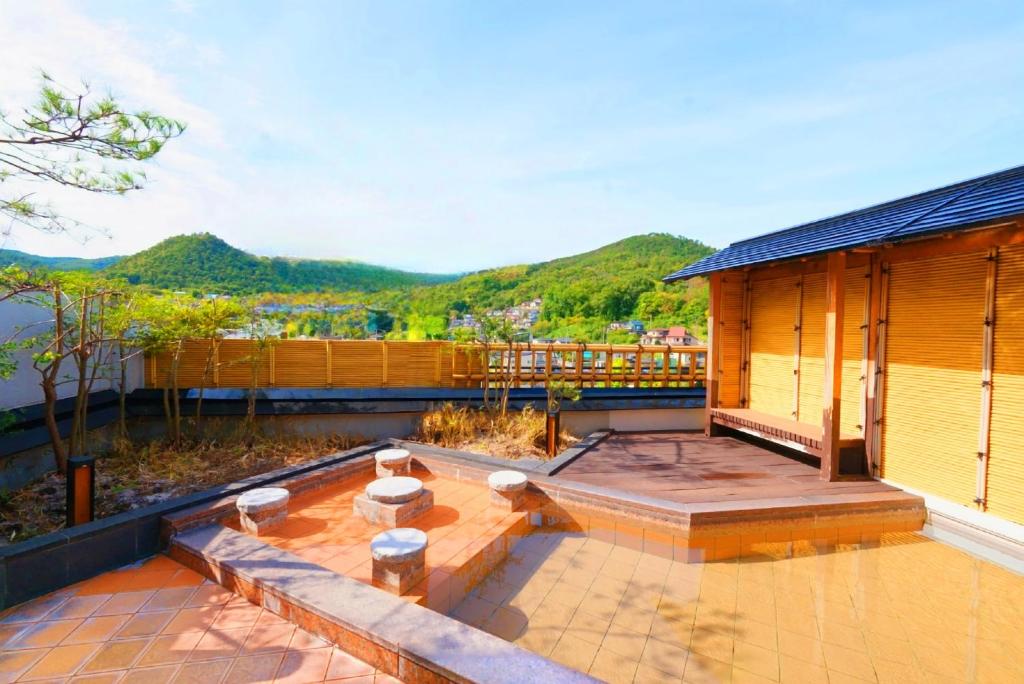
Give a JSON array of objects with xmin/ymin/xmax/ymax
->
[{"xmin": 66, "ymin": 454, "xmax": 96, "ymax": 527}]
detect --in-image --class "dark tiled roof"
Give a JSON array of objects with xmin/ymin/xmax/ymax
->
[{"xmin": 664, "ymin": 164, "xmax": 1024, "ymax": 281}]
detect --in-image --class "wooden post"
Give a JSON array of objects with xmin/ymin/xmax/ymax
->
[
  {"xmin": 705, "ymin": 272, "xmax": 723, "ymax": 436},
  {"xmin": 976, "ymin": 247, "xmax": 998, "ymax": 509},
  {"xmin": 863, "ymin": 255, "xmax": 882, "ymax": 473},
  {"xmin": 739, "ymin": 274, "xmax": 752, "ymax": 406},
  {"xmin": 858, "ymin": 264, "xmax": 871, "ymax": 434},
  {"xmin": 325, "ymin": 340, "xmax": 332, "ymax": 387},
  {"xmin": 792, "ymin": 276, "xmax": 803, "ymax": 419},
  {"xmin": 870, "ymin": 264, "xmax": 890, "ymax": 475},
  {"xmin": 821, "ymin": 251, "xmax": 847, "ymax": 481},
  {"xmin": 381, "ymin": 340, "xmax": 388, "ymax": 387},
  {"xmin": 575, "ymin": 344, "xmax": 583, "ymax": 386},
  {"xmin": 269, "ymin": 344, "xmax": 276, "ymax": 387},
  {"xmin": 435, "ymin": 343, "xmax": 442, "ymax": 386}
]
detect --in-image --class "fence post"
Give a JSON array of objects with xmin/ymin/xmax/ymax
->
[
  {"xmin": 269, "ymin": 343, "xmax": 276, "ymax": 387},
  {"xmin": 382, "ymin": 340, "xmax": 388, "ymax": 387},
  {"xmin": 325, "ymin": 340, "xmax": 332, "ymax": 387},
  {"xmin": 435, "ymin": 342, "xmax": 442, "ymax": 385}
]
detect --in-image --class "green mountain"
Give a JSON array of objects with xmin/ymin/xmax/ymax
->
[
  {"xmin": 0, "ymin": 248, "xmax": 123, "ymax": 272},
  {"xmin": 102, "ymin": 233, "xmax": 457, "ymax": 294},
  {"xmin": 390, "ymin": 233, "xmax": 715, "ymax": 340},
  {"xmin": 6, "ymin": 232, "xmax": 715, "ymax": 341}
]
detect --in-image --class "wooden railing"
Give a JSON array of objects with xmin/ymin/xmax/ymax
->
[
  {"xmin": 145, "ymin": 339, "xmax": 706, "ymax": 390},
  {"xmin": 452, "ymin": 342, "xmax": 706, "ymax": 388}
]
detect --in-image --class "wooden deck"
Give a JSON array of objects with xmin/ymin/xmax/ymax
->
[
  {"xmin": 555, "ymin": 431, "xmax": 911, "ymax": 509},
  {"xmin": 710, "ymin": 407, "xmax": 864, "ymax": 454}
]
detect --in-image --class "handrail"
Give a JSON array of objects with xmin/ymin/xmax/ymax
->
[{"xmin": 451, "ymin": 342, "xmax": 707, "ymax": 387}]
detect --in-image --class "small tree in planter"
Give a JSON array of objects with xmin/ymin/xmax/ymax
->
[{"xmin": 545, "ymin": 378, "xmax": 580, "ymax": 456}]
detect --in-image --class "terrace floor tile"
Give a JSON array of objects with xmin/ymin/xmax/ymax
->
[{"xmin": 0, "ymin": 555, "xmax": 396, "ymax": 683}]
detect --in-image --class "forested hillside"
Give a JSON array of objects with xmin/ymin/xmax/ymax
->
[
  {"xmin": 386, "ymin": 233, "xmax": 714, "ymax": 340},
  {"xmin": 6, "ymin": 232, "xmax": 714, "ymax": 341},
  {"xmin": 103, "ymin": 233, "xmax": 456, "ymax": 293},
  {"xmin": 0, "ymin": 249, "xmax": 123, "ymax": 272}
]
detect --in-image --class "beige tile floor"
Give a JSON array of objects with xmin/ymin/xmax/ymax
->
[
  {"xmin": 0, "ymin": 556, "xmax": 402, "ymax": 683},
  {"xmin": 450, "ymin": 530, "xmax": 1024, "ymax": 683}
]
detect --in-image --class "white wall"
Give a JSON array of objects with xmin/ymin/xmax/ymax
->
[{"xmin": 0, "ymin": 298, "xmax": 145, "ymax": 410}]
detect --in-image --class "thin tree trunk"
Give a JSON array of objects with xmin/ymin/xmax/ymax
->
[
  {"xmin": 42, "ymin": 377, "xmax": 67, "ymax": 474},
  {"xmin": 68, "ymin": 295, "xmax": 89, "ymax": 455},
  {"xmin": 195, "ymin": 338, "xmax": 218, "ymax": 433},
  {"xmin": 170, "ymin": 340, "xmax": 184, "ymax": 446},
  {"xmin": 117, "ymin": 342, "xmax": 129, "ymax": 439},
  {"xmin": 162, "ymin": 386, "xmax": 172, "ymax": 439}
]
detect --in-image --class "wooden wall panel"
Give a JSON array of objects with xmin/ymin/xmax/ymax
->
[
  {"xmin": 152, "ymin": 340, "xmax": 212, "ymax": 388},
  {"xmin": 274, "ymin": 340, "xmax": 328, "ymax": 387},
  {"xmin": 841, "ymin": 268, "xmax": 869, "ymax": 437},
  {"xmin": 797, "ymin": 273, "xmax": 826, "ymax": 423},
  {"xmin": 217, "ymin": 338, "xmax": 270, "ymax": 387},
  {"xmin": 718, "ymin": 273, "xmax": 745, "ymax": 408},
  {"xmin": 988, "ymin": 244, "xmax": 1024, "ymax": 524},
  {"xmin": 749, "ymin": 276, "xmax": 799, "ymax": 418},
  {"xmin": 881, "ymin": 251, "xmax": 987, "ymax": 507},
  {"xmin": 796, "ymin": 269, "xmax": 867, "ymax": 433},
  {"xmin": 384, "ymin": 342, "xmax": 445, "ymax": 387},
  {"xmin": 331, "ymin": 341, "xmax": 385, "ymax": 387}
]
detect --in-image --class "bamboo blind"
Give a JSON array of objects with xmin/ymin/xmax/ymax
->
[
  {"xmin": 748, "ymin": 277, "xmax": 800, "ymax": 418},
  {"xmin": 880, "ymin": 251, "xmax": 987, "ymax": 508},
  {"xmin": 718, "ymin": 273, "xmax": 745, "ymax": 407},
  {"xmin": 146, "ymin": 340, "xmax": 707, "ymax": 390},
  {"xmin": 988, "ymin": 243, "xmax": 1024, "ymax": 524}
]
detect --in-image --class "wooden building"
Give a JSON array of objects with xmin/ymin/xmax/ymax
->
[{"xmin": 666, "ymin": 165, "xmax": 1024, "ymax": 528}]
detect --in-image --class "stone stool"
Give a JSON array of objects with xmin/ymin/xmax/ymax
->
[
  {"xmin": 488, "ymin": 470, "xmax": 529, "ymax": 512},
  {"xmin": 371, "ymin": 528, "xmax": 428, "ymax": 594},
  {"xmin": 375, "ymin": 448, "xmax": 412, "ymax": 478},
  {"xmin": 354, "ymin": 476, "xmax": 434, "ymax": 527},
  {"xmin": 236, "ymin": 487, "xmax": 290, "ymax": 536}
]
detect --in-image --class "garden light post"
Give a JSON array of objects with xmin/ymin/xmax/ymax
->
[
  {"xmin": 546, "ymin": 409, "xmax": 560, "ymax": 457},
  {"xmin": 66, "ymin": 454, "xmax": 96, "ymax": 527}
]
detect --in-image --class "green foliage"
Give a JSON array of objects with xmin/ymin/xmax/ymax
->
[
  {"xmin": 0, "ymin": 73, "xmax": 185, "ymax": 236},
  {"xmin": 546, "ymin": 378, "xmax": 581, "ymax": 413},
  {"xmin": 0, "ymin": 249, "xmax": 122, "ymax": 272},
  {"xmin": 104, "ymin": 233, "xmax": 456, "ymax": 295},
  {"xmin": 396, "ymin": 233, "xmax": 713, "ymax": 340}
]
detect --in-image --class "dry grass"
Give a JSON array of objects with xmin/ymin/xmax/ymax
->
[
  {"xmin": 417, "ymin": 403, "xmax": 577, "ymax": 459},
  {"xmin": 0, "ymin": 429, "xmax": 366, "ymax": 545}
]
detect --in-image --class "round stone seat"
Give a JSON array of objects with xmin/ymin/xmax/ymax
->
[
  {"xmin": 365, "ymin": 476, "xmax": 423, "ymax": 504},
  {"xmin": 374, "ymin": 448, "xmax": 412, "ymax": 477},
  {"xmin": 236, "ymin": 487, "xmax": 290, "ymax": 536},
  {"xmin": 488, "ymin": 470, "xmax": 529, "ymax": 492},
  {"xmin": 375, "ymin": 448, "xmax": 411, "ymax": 465},
  {"xmin": 237, "ymin": 487, "xmax": 290, "ymax": 514},
  {"xmin": 370, "ymin": 528, "xmax": 428, "ymax": 563}
]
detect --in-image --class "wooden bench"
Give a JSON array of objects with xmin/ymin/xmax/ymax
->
[{"xmin": 711, "ymin": 408, "xmax": 865, "ymax": 471}]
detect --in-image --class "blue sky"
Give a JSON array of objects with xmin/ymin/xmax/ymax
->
[{"xmin": 1, "ymin": 1, "xmax": 1023, "ymax": 272}]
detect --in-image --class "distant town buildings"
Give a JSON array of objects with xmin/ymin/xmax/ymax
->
[{"xmin": 449, "ymin": 298, "xmax": 542, "ymax": 334}]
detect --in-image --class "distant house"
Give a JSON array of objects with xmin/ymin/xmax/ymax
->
[
  {"xmin": 640, "ymin": 326, "xmax": 701, "ymax": 346},
  {"xmin": 666, "ymin": 326, "xmax": 701, "ymax": 345},
  {"xmin": 608, "ymin": 320, "xmax": 645, "ymax": 334}
]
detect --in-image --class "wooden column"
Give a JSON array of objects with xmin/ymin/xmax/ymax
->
[
  {"xmin": 705, "ymin": 272, "xmax": 723, "ymax": 436},
  {"xmin": 863, "ymin": 255, "xmax": 882, "ymax": 473},
  {"xmin": 821, "ymin": 251, "xmax": 847, "ymax": 481},
  {"xmin": 792, "ymin": 276, "xmax": 804, "ymax": 419},
  {"xmin": 739, "ymin": 273, "xmax": 752, "ymax": 407},
  {"xmin": 976, "ymin": 247, "xmax": 998, "ymax": 509}
]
